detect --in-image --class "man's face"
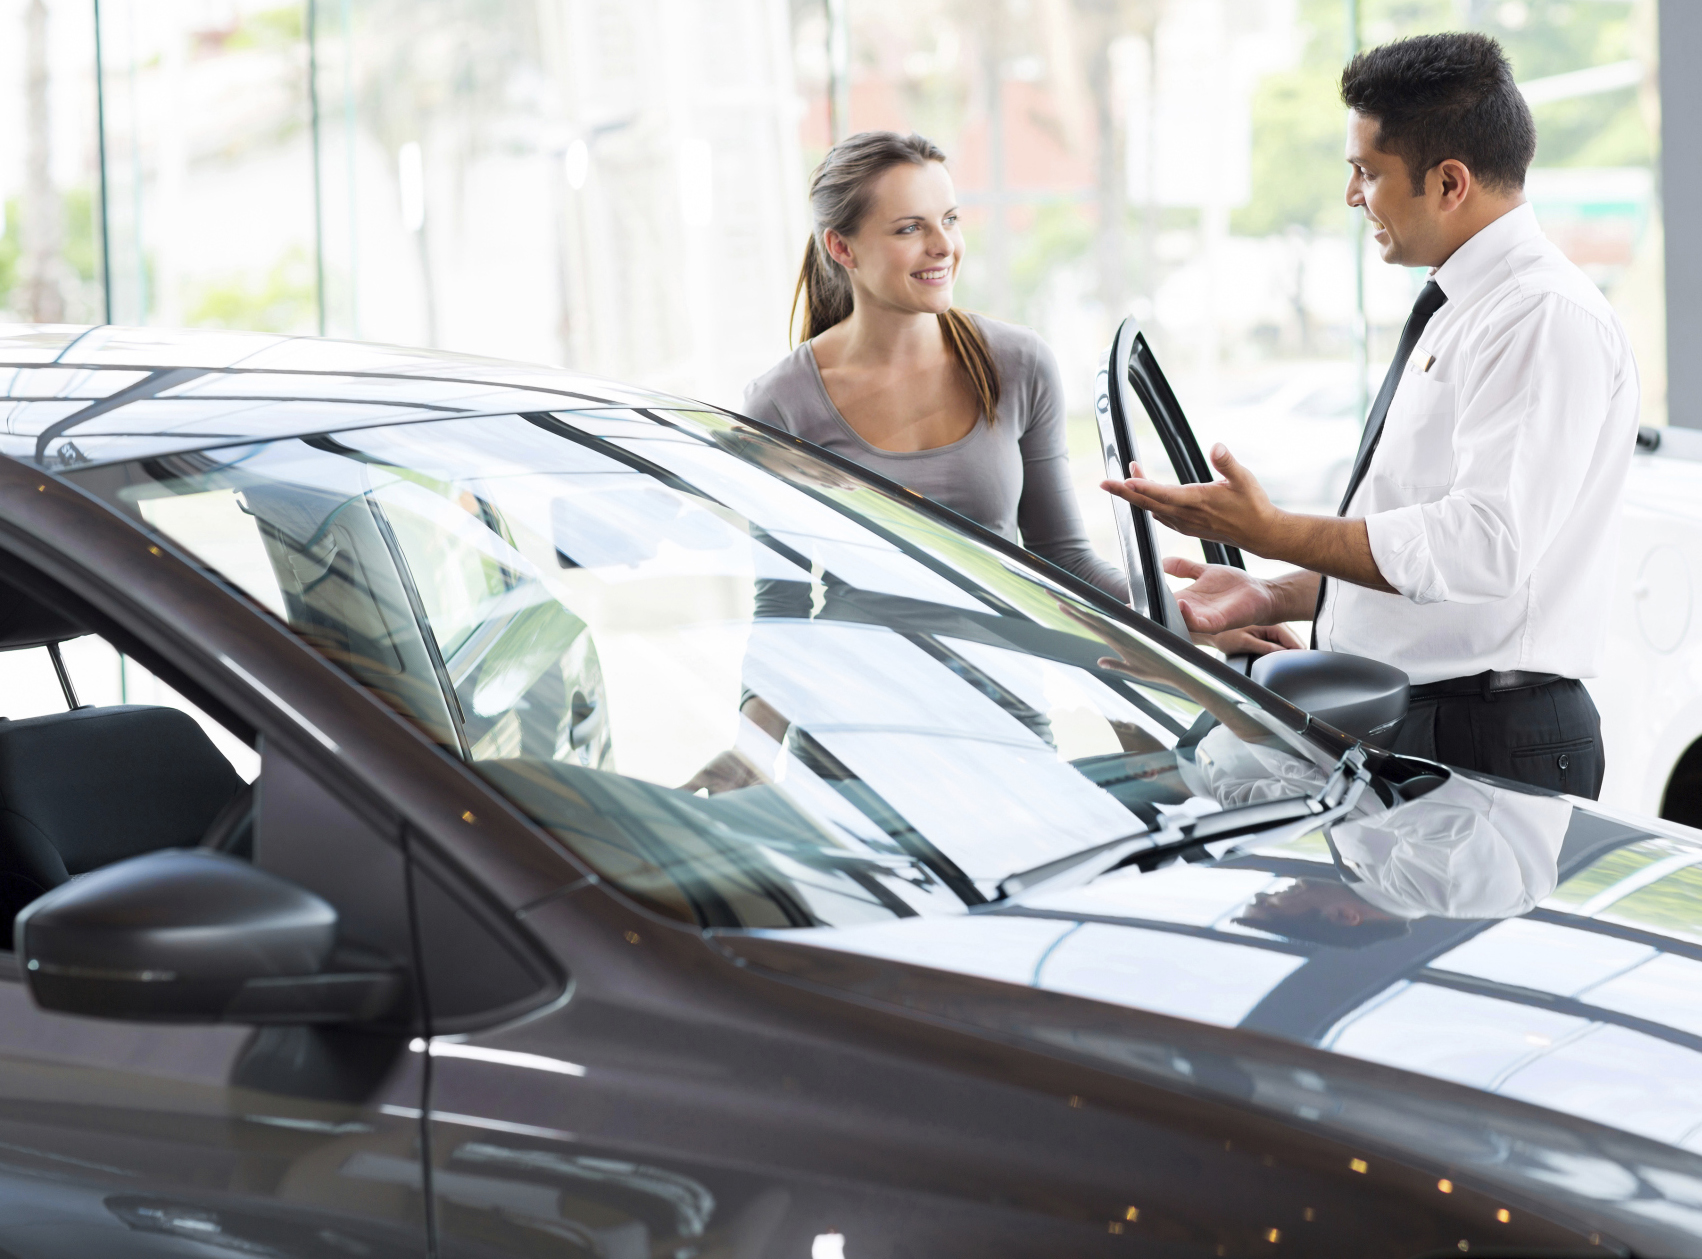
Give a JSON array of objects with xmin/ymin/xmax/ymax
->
[{"xmin": 1345, "ymin": 111, "xmax": 1444, "ymax": 267}]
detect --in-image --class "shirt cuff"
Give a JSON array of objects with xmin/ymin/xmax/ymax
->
[{"xmin": 1364, "ymin": 506, "xmax": 1448, "ymax": 604}]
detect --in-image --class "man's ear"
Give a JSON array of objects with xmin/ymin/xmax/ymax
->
[
  {"xmin": 1435, "ymin": 158, "xmax": 1473, "ymax": 211},
  {"xmin": 1323, "ymin": 901, "xmax": 1367, "ymax": 927}
]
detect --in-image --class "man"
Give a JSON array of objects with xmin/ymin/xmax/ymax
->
[{"xmin": 1102, "ymin": 32, "xmax": 1639, "ymax": 798}]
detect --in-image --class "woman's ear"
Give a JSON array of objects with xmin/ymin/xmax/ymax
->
[{"xmin": 823, "ymin": 227, "xmax": 856, "ymax": 271}]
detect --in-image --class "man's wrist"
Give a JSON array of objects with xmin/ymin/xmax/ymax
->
[
  {"xmin": 1253, "ymin": 508, "xmax": 1310, "ymax": 567},
  {"xmin": 1266, "ymin": 569, "xmax": 1323, "ymax": 623}
]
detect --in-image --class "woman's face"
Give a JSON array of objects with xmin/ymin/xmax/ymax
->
[{"xmin": 827, "ymin": 160, "xmax": 963, "ymax": 317}]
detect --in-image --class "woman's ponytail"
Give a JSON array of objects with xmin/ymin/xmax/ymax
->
[
  {"xmin": 790, "ymin": 234, "xmax": 854, "ymax": 343},
  {"xmin": 789, "ymin": 131, "xmax": 1001, "ymax": 426}
]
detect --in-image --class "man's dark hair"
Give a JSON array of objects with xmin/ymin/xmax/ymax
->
[{"xmin": 1340, "ymin": 32, "xmax": 1536, "ymax": 194}]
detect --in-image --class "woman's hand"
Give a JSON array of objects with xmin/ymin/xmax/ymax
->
[
  {"xmin": 680, "ymin": 749, "xmax": 766, "ymax": 796},
  {"xmin": 1200, "ymin": 624, "xmax": 1303, "ymax": 657},
  {"xmin": 1056, "ymin": 598, "xmax": 1275, "ymax": 745}
]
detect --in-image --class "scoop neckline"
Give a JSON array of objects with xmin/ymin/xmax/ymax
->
[{"xmin": 802, "ymin": 340, "xmax": 987, "ymax": 459}]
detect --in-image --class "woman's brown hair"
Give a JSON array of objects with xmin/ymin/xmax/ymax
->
[{"xmin": 790, "ymin": 131, "xmax": 1001, "ymax": 426}]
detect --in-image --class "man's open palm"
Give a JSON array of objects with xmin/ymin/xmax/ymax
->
[{"xmin": 1162, "ymin": 556, "xmax": 1278, "ymax": 634}]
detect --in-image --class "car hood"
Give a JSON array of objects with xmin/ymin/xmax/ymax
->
[{"xmin": 722, "ymin": 783, "xmax": 1702, "ymax": 1239}]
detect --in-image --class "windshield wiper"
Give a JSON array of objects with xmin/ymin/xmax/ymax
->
[{"xmin": 994, "ymin": 747, "xmax": 1373, "ymax": 905}]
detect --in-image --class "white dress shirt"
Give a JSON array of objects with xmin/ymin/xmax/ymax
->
[{"xmin": 1315, "ymin": 203, "xmax": 1640, "ymax": 686}]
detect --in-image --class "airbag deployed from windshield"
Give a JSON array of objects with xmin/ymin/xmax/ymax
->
[{"xmin": 79, "ymin": 409, "xmax": 1413, "ymax": 929}]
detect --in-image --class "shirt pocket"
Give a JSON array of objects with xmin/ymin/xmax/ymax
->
[{"xmin": 1374, "ymin": 373, "xmax": 1456, "ymax": 489}]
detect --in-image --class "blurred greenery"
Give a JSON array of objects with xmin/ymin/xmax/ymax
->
[
  {"xmin": 1546, "ymin": 839, "xmax": 1664, "ymax": 911},
  {"xmin": 186, "ymin": 248, "xmax": 317, "ymax": 332},
  {"xmin": 1010, "ymin": 203, "xmax": 1094, "ymax": 311},
  {"xmin": 224, "ymin": 4, "xmax": 305, "ymax": 50},
  {"xmin": 0, "ymin": 199, "xmax": 17, "ymax": 308},
  {"xmin": 0, "ymin": 189, "xmax": 97, "ymax": 313},
  {"xmin": 1235, "ymin": 0, "xmax": 1652, "ymax": 239},
  {"xmin": 1608, "ymin": 860, "xmax": 1702, "ymax": 942}
]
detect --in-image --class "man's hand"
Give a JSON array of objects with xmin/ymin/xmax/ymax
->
[
  {"xmin": 1162, "ymin": 556, "xmax": 1280, "ymax": 634},
  {"xmin": 1163, "ymin": 556, "xmax": 1323, "ymax": 639},
  {"xmin": 1102, "ymin": 444, "xmax": 1276, "ymax": 549},
  {"xmin": 1103, "ymin": 444, "xmax": 1397, "ymax": 594}
]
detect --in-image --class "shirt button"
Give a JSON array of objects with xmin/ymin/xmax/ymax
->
[{"xmin": 1558, "ymin": 753, "xmax": 1571, "ymax": 770}]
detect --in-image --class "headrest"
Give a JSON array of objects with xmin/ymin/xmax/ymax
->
[
  {"xmin": 0, "ymin": 574, "xmax": 86, "ymax": 650},
  {"xmin": 0, "ymin": 705, "xmax": 243, "ymax": 884}
]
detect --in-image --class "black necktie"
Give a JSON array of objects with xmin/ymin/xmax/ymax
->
[{"xmin": 1312, "ymin": 279, "xmax": 1448, "ymax": 645}]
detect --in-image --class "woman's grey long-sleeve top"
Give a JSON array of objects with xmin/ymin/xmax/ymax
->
[{"xmin": 741, "ymin": 314, "xmax": 1130, "ymax": 602}]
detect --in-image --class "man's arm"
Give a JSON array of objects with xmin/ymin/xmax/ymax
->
[
  {"xmin": 1102, "ymin": 446, "xmax": 1397, "ymax": 593},
  {"xmin": 1159, "ymin": 555, "xmax": 1321, "ymax": 633}
]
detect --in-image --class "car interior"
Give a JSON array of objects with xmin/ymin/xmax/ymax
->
[{"xmin": 0, "ymin": 573, "xmax": 256, "ymax": 934}]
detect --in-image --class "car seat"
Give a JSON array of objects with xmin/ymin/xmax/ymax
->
[{"xmin": 0, "ymin": 705, "xmax": 244, "ymax": 930}]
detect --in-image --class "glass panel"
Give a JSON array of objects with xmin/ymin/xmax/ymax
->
[
  {"xmin": 79, "ymin": 409, "xmax": 1340, "ymax": 930},
  {"xmin": 6, "ymin": 3, "xmax": 1662, "ymax": 440}
]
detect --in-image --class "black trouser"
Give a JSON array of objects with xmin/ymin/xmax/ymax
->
[{"xmin": 1386, "ymin": 674, "xmax": 1604, "ymax": 798}]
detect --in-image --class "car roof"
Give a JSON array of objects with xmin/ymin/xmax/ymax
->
[{"xmin": 0, "ymin": 324, "xmax": 702, "ymax": 470}]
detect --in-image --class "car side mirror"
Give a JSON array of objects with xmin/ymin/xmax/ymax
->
[
  {"xmin": 15, "ymin": 849, "xmax": 402, "ymax": 1025},
  {"xmin": 1251, "ymin": 649, "xmax": 1409, "ymax": 744}
]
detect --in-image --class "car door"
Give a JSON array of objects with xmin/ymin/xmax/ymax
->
[
  {"xmin": 0, "ymin": 611, "xmax": 432, "ymax": 1256},
  {"xmin": 1094, "ymin": 316, "xmax": 1246, "ymax": 634}
]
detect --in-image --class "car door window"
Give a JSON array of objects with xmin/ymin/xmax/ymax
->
[{"xmin": 0, "ymin": 572, "xmax": 431, "ymax": 1254}]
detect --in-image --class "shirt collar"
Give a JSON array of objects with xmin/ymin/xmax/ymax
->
[{"xmin": 1429, "ymin": 201, "xmax": 1541, "ymax": 307}]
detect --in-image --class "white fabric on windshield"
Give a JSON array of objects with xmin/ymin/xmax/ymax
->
[
  {"xmin": 1191, "ymin": 723, "xmax": 1329, "ymax": 807},
  {"xmin": 1329, "ymin": 776, "xmax": 1571, "ymax": 919}
]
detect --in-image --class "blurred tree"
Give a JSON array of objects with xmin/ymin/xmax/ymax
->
[
  {"xmin": 1234, "ymin": 0, "xmax": 1652, "ymax": 242},
  {"xmin": 1074, "ymin": 0, "xmax": 1159, "ymax": 325},
  {"xmin": 186, "ymin": 248, "xmax": 318, "ymax": 332},
  {"xmin": 0, "ymin": 199, "xmax": 20, "ymax": 313}
]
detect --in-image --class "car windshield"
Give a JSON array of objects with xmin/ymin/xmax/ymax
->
[{"xmin": 74, "ymin": 408, "xmax": 1353, "ymax": 929}]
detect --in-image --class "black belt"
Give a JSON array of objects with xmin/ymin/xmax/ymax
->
[{"xmin": 1409, "ymin": 670, "xmax": 1564, "ymax": 702}]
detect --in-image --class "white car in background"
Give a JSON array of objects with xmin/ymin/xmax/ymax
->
[
  {"xmin": 1589, "ymin": 425, "xmax": 1702, "ymax": 820},
  {"xmin": 1191, "ymin": 364, "xmax": 1363, "ymax": 514}
]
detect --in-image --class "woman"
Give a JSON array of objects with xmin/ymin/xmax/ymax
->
[
  {"xmin": 680, "ymin": 132, "xmax": 1130, "ymax": 794},
  {"xmin": 743, "ymin": 130, "xmax": 1129, "ymax": 602}
]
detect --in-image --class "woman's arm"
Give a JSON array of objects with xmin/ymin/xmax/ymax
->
[{"xmin": 1013, "ymin": 335, "xmax": 1133, "ymax": 602}]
